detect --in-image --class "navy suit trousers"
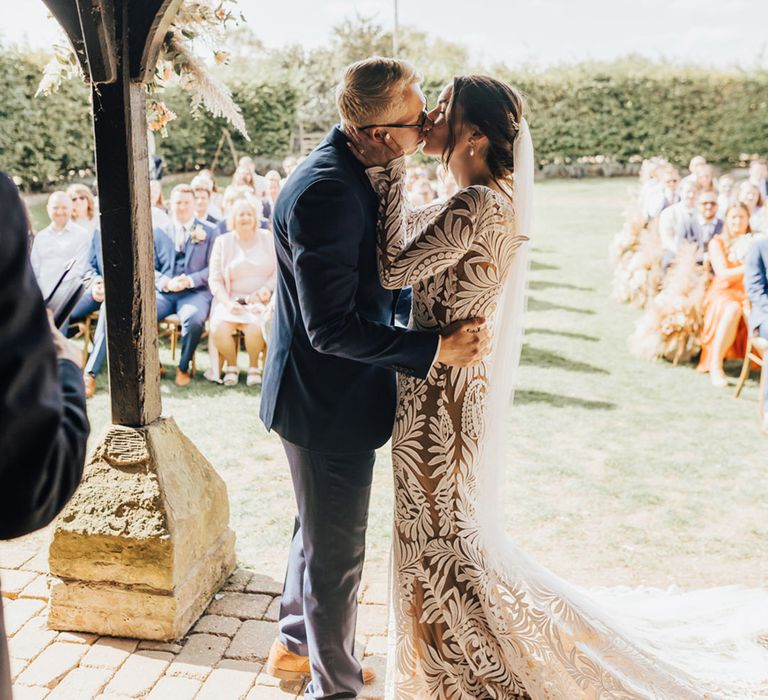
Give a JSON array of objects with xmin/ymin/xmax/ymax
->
[
  {"xmin": 156, "ymin": 290, "xmax": 211, "ymax": 372},
  {"xmin": 278, "ymin": 438, "xmax": 375, "ymax": 699}
]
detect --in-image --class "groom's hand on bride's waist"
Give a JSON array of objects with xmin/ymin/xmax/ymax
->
[{"xmin": 437, "ymin": 318, "xmax": 491, "ymax": 368}]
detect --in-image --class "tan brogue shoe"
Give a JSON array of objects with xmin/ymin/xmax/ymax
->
[
  {"xmin": 175, "ymin": 368, "xmax": 192, "ymax": 387},
  {"xmin": 265, "ymin": 640, "xmax": 376, "ymax": 684},
  {"xmin": 83, "ymin": 372, "xmax": 96, "ymax": 399}
]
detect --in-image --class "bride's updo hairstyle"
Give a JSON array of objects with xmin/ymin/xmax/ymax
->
[{"xmin": 443, "ymin": 75, "xmax": 525, "ymax": 191}]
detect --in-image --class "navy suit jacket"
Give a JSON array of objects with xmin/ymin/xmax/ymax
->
[
  {"xmin": 677, "ymin": 216, "xmax": 723, "ymax": 252},
  {"xmin": 153, "ymin": 219, "xmax": 216, "ymax": 293},
  {"xmin": 746, "ymin": 237, "xmax": 768, "ymax": 333},
  {"xmin": 259, "ymin": 126, "xmax": 439, "ymax": 452}
]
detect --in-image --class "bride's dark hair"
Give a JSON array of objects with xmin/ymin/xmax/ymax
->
[{"xmin": 442, "ymin": 75, "xmax": 525, "ymax": 194}]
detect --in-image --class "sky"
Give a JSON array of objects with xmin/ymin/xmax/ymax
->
[{"xmin": 3, "ymin": 0, "xmax": 768, "ymax": 69}]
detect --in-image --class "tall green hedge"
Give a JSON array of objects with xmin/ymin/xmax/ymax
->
[
  {"xmin": 508, "ymin": 69, "xmax": 768, "ymax": 167},
  {"xmin": 0, "ymin": 50, "xmax": 93, "ymax": 188},
  {"xmin": 158, "ymin": 81, "xmax": 297, "ymax": 173},
  {"xmin": 3, "ymin": 46, "xmax": 768, "ymax": 188}
]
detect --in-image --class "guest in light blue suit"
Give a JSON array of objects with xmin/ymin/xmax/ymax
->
[
  {"xmin": 745, "ymin": 236, "xmax": 768, "ymax": 433},
  {"xmin": 154, "ymin": 184, "xmax": 216, "ymax": 386}
]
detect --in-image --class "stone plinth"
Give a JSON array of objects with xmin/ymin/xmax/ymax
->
[{"xmin": 48, "ymin": 417, "xmax": 236, "ymax": 640}]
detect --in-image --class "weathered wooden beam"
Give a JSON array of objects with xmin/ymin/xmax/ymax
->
[
  {"xmin": 92, "ymin": 0, "xmax": 161, "ymax": 426},
  {"xmin": 41, "ymin": 0, "xmax": 90, "ymax": 77},
  {"xmin": 74, "ymin": 0, "xmax": 117, "ymax": 84},
  {"xmin": 128, "ymin": 0, "xmax": 183, "ymax": 82}
]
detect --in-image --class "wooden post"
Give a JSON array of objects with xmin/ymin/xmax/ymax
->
[{"xmin": 91, "ymin": 0, "xmax": 161, "ymax": 426}]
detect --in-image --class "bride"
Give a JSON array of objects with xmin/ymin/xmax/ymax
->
[{"xmin": 347, "ymin": 75, "xmax": 768, "ymax": 699}]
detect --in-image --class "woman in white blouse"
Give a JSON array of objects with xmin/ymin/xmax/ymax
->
[{"xmin": 208, "ymin": 198, "xmax": 276, "ymax": 386}]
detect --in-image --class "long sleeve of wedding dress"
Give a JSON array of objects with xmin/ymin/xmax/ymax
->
[{"xmin": 368, "ymin": 159, "xmax": 768, "ymax": 700}]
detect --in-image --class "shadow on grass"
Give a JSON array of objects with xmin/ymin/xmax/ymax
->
[
  {"xmin": 528, "ymin": 297, "xmax": 596, "ymax": 315},
  {"xmin": 526, "ymin": 327, "xmax": 600, "ymax": 342},
  {"xmin": 515, "ymin": 389, "xmax": 616, "ymax": 410},
  {"xmin": 521, "ymin": 345, "xmax": 609, "ymax": 374},
  {"xmin": 529, "ymin": 280, "xmax": 595, "ymax": 293},
  {"xmin": 530, "ymin": 260, "xmax": 561, "ymax": 272}
]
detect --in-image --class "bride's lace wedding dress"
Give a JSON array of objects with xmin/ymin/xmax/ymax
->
[{"xmin": 366, "ymin": 156, "xmax": 768, "ymax": 700}]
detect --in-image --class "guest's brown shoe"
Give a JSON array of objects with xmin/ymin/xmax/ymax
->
[
  {"xmin": 265, "ymin": 640, "xmax": 375, "ymax": 684},
  {"xmin": 175, "ymin": 368, "xmax": 192, "ymax": 387},
  {"xmin": 83, "ymin": 373, "xmax": 96, "ymax": 399}
]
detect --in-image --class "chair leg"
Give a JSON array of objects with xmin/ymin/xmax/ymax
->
[
  {"xmin": 171, "ymin": 325, "xmax": 177, "ymax": 361},
  {"xmin": 734, "ymin": 339, "xmax": 754, "ymax": 399}
]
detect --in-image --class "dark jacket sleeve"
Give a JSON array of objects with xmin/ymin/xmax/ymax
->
[
  {"xmin": 0, "ymin": 173, "xmax": 90, "ymax": 540},
  {"xmin": 290, "ymin": 178, "xmax": 438, "ymax": 377}
]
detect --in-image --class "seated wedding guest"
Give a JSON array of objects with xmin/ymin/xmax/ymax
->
[
  {"xmin": 745, "ymin": 235, "xmax": 768, "ymax": 433},
  {"xmin": 659, "ymin": 181, "xmax": 697, "ymax": 268},
  {"xmin": 265, "ymin": 169, "xmax": 282, "ymax": 206},
  {"xmin": 680, "ymin": 154, "xmax": 707, "ymax": 190},
  {"xmin": 238, "ymin": 155, "xmax": 255, "ymax": 172},
  {"xmin": 748, "ymin": 158, "xmax": 768, "ymax": 199},
  {"xmin": 197, "ymin": 169, "xmax": 224, "ymax": 218},
  {"xmin": 253, "ymin": 175, "xmax": 272, "ymax": 224},
  {"xmin": 717, "ymin": 174, "xmax": 736, "ymax": 219},
  {"xmin": 191, "ymin": 174, "xmax": 221, "ymax": 225},
  {"xmin": 212, "ymin": 185, "xmax": 268, "ymax": 236},
  {"xmin": 30, "ymin": 191, "xmax": 91, "ymax": 298},
  {"xmin": 644, "ymin": 166, "xmax": 680, "ymax": 221},
  {"xmin": 282, "ymin": 155, "xmax": 298, "ymax": 179},
  {"xmin": 0, "ymin": 173, "xmax": 89, "ymax": 698},
  {"xmin": 638, "ymin": 158, "xmax": 667, "ymax": 216},
  {"xmin": 149, "ymin": 179, "xmax": 172, "ymax": 232},
  {"xmin": 205, "ymin": 187, "xmax": 268, "ymax": 382},
  {"xmin": 697, "ymin": 164, "xmax": 716, "ymax": 193},
  {"xmin": 67, "ymin": 183, "xmax": 98, "ymax": 235},
  {"xmin": 410, "ymin": 177, "xmax": 437, "ymax": 206},
  {"xmin": 232, "ymin": 165, "xmax": 256, "ymax": 191},
  {"xmin": 208, "ymin": 198, "xmax": 276, "ymax": 386},
  {"xmin": 738, "ymin": 181, "xmax": 765, "ymax": 233},
  {"xmin": 154, "ymin": 184, "xmax": 217, "ymax": 386},
  {"xmin": 697, "ymin": 203, "xmax": 752, "ymax": 387},
  {"xmin": 675, "ymin": 190, "xmax": 723, "ymax": 265}
]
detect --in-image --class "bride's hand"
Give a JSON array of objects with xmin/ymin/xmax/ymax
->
[{"xmin": 346, "ymin": 126, "xmax": 404, "ymax": 168}]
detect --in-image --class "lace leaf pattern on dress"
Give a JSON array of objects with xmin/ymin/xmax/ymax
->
[{"xmin": 370, "ymin": 160, "xmax": 766, "ymax": 700}]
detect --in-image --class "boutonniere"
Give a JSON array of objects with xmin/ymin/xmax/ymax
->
[{"xmin": 191, "ymin": 225, "xmax": 207, "ymax": 244}]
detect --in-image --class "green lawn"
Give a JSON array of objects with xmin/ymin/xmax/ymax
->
[{"xmin": 59, "ymin": 178, "xmax": 768, "ymax": 589}]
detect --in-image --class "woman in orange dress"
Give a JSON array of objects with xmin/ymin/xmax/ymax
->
[{"xmin": 697, "ymin": 202, "xmax": 751, "ymax": 387}]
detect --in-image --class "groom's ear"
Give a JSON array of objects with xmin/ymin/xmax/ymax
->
[{"xmin": 369, "ymin": 127, "xmax": 388, "ymax": 143}]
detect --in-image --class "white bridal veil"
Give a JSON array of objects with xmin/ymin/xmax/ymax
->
[{"xmin": 474, "ymin": 118, "xmax": 768, "ymax": 698}]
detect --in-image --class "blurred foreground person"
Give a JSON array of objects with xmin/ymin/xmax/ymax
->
[{"xmin": 0, "ymin": 173, "xmax": 90, "ymax": 700}]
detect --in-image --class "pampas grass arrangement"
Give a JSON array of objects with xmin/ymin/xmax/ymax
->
[
  {"xmin": 629, "ymin": 241, "xmax": 709, "ymax": 364},
  {"xmin": 611, "ymin": 209, "xmax": 662, "ymax": 309}
]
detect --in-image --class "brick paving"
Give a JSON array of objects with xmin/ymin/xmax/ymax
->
[{"xmin": 1, "ymin": 537, "xmax": 389, "ymax": 699}]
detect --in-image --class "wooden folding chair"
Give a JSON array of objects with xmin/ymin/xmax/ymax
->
[{"xmin": 734, "ymin": 335, "xmax": 768, "ymax": 399}]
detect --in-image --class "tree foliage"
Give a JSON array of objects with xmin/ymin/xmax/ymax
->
[{"xmin": 4, "ymin": 20, "xmax": 768, "ymax": 188}]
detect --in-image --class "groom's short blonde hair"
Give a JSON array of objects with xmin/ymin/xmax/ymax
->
[{"xmin": 336, "ymin": 57, "xmax": 420, "ymax": 127}]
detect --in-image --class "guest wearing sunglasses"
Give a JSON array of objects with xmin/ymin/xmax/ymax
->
[
  {"xmin": 67, "ymin": 183, "xmax": 98, "ymax": 235},
  {"xmin": 675, "ymin": 190, "xmax": 724, "ymax": 265}
]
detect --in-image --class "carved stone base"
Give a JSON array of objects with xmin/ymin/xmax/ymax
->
[{"xmin": 48, "ymin": 417, "xmax": 236, "ymax": 640}]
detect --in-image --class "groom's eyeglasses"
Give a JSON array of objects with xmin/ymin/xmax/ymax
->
[{"xmin": 360, "ymin": 110, "xmax": 430, "ymax": 131}]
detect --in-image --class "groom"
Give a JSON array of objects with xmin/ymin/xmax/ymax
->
[{"xmin": 260, "ymin": 57, "xmax": 489, "ymax": 698}]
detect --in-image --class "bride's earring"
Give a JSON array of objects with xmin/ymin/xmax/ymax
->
[{"xmin": 469, "ymin": 140, "xmax": 475, "ymax": 157}]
